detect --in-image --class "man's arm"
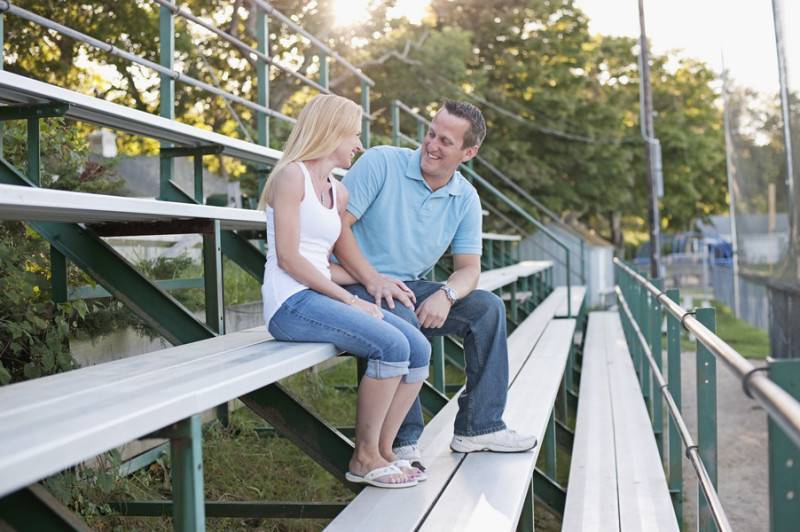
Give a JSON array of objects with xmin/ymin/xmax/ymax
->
[
  {"xmin": 415, "ymin": 253, "xmax": 481, "ymax": 329},
  {"xmin": 334, "ymin": 202, "xmax": 415, "ymax": 310}
]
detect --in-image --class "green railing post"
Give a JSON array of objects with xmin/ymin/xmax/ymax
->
[
  {"xmin": 767, "ymin": 358, "xmax": 800, "ymax": 532},
  {"xmin": 416, "ymin": 119, "xmax": 426, "ymax": 144},
  {"xmin": 169, "ymin": 415, "xmax": 205, "ymax": 532},
  {"xmin": 391, "ymin": 101, "xmax": 400, "ymax": 146},
  {"xmin": 696, "ymin": 307, "xmax": 718, "ymax": 532},
  {"xmin": 510, "ymin": 277, "xmax": 518, "ymax": 323},
  {"xmin": 159, "ymin": 4, "xmax": 175, "ymax": 200},
  {"xmin": 641, "ymin": 285, "xmax": 652, "ymax": 415},
  {"xmin": 652, "ymin": 278, "xmax": 665, "ymax": 458},
  {"xmin": 256, "ymin": 7, "xmax": 269, "ymax": 152},
  {"xmin": 319, "ymin": 52, "xmax": 329, "ymax": 90},
  {"xmin": 666, "ymin": 288, "xmax": 683, "ymax": 525},
  {"xmin": 486, "ymin": 240, "xmax": 495, "ymax": 269},
  {"xmin": 360, "ymin": 80, "xmax": 370, "ymax": 148}
]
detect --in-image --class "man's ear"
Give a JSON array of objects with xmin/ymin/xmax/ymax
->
[{"xmin": 461, "ymin": 145, "xmax": 479, "ymax": 163}]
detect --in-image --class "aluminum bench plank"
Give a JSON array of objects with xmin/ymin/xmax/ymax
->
[
  {"xmin": 553, "ymin": 285, "xmax": 587, "ymax": 318},
  {"xmin": 417, "ymin": 319, "xmax": 576, "ymax": 532},
  {"xmin": 603, "ymin": 312, "xmax": 679, "ymax": 532},
  {"xmin": 490, "ymin": 260, "xmax": 552, "ymax": 279},
  {"xmin": 325, "ymin": 289, "xmax": 564, "ymax": 532},
  {"xmin": 562, "ymin": 312, "xmax": 620, "ymax": 531},
  {"xmin": 0, "ymin": 71, "xmax": 284, "ymax": 166},
  {"xmin": 0, "ymin": 184, "xmax": 266, "ymax": 231},
  {"xmin": 0, "ymin": 337, "xmax": 338, "ymax": 498}
]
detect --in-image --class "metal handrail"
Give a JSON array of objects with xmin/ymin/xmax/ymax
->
[
  {"xmin": 0, "ymin": 0, "xmax": 295, "ymax": 123},
  {"xmin": 615, "ymin": 285, "xmax": 733, "ymax": 532},
  {"xmin": 614, "ymin": 257, "xmax": 800, "ymax": 449},
  {"xmin": 394, "ymin": 102, "xmax": 574, "ymax": 316},
  {"xmin": 249, "ymin": 0, "xmax": 374, "ymax": 87},
  {"xmin": 152, "ymin": 0, "xmax": 330, "ymax": 94}
]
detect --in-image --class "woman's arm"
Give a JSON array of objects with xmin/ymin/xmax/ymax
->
[{"xmin": 271, "ymin": 168, "xmax": 380, "ymax": 316}]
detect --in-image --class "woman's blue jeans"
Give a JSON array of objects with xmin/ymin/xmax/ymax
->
[
  {"xmin": 345, "ymin": 281, "xmax": 509, "ymax": 443},
  {"xmin": 268, "ymin": 289, "xmax": 431, "ymax": 383}
]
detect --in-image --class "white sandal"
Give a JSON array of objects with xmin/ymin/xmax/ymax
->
[{"xmin": 345, "ymin": 464, "xmax": 418, "ymax": 488}]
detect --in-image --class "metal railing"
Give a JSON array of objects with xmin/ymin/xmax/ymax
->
[
  {"xmin": 615, "ymin": 257, "xmax": 800, "ymax": 532},
  {"xmin": 391, "ymin": 99, "xmax": 575, "ymax": 317}
]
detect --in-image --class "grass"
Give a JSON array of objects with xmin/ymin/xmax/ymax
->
[{"xmin": 679, "ymin": 300, "xmax": 770, "ymax": 359}]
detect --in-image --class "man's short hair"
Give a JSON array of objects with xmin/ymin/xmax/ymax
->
[{"xmin": 442, "ymin": 99, "xmax": 486, "ymax": 148}]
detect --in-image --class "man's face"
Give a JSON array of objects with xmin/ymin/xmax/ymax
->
[{"xmin": 420, "ymin": 109, "xmax": 478, "ymax": 181}]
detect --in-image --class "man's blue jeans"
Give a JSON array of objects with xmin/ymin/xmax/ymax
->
[{"xmin": 345, "ymin": 281, "xmax": 509, "ymax": 444}]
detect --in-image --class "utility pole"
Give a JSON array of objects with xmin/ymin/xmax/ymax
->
[{"xmin": 637, "ymin": 0, "xmax": 662, "ymax": 278}]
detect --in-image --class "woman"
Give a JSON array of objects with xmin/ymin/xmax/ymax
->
[{"xmin": 258, "ymin": 94, "xmax": 431, "ymax": 488}]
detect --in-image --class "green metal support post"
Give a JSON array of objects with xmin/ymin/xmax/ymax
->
[
  {"xmin": 159, "ymin": 5, "xmax": 175, "ymax": 200},
  {"xmin": 51, "ymin": 246, "xmax": 67, "ymax": 304},
  {"xmin": 515, "ymin": 480, "xmax": 535, "ymax": 532},
  {"xmin": 360, "ymin": 81, "xmax": 370, "ymax": 148},
  {"xmin": 543, "ymin": 410, "xmax": 557, "ymax": 479},
  {"xmin": 652, "ymin": 278, "xmax": 665, "ymax": 458},
  {"xmin": 696, "ymin": 307, "xmax": 718, "ymax": 532},
  {"xmin": 428, "ymin": 268, "xmax": 446, "ymax": 393},
  {"xmin": 168, "ymin": 416, "xmax": 206, "ymax": 532},
  {"xmin": 666, "ymin": 288, "xmax": 683, "ymax": 524},
  {"xmin": 767, "ymin": 359, "xmax": 800, "ymax": 532}
]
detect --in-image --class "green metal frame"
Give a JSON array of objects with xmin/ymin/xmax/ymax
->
[
  {"xmin": 0, "ymin": 485, "xmax": 91, "ymax": 532},
  {"xmin": 695, "ymin": 307, "xmax": 718, "ymax": 532},
  {"xmin": 768, "ymin": 359, "xmax": 800, "ymax": 532}
]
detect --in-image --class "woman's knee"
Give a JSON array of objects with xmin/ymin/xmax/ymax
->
[{"xmin": 364, "ymin": 326, "xmax": 412, "ymax": 380}]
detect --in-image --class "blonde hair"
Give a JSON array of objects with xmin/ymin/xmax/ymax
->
[{"xmin": 257, "ymin": 94, "xmax": 362, "ymax": 210}]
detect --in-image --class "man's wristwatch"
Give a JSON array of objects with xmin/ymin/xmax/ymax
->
[{"xmin": 440, "ymin": 285, "xmax": 458, "ymax": 304}]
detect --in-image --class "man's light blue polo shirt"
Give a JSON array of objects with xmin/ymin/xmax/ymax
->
[{"xmin": 342, "ymin": 146, "xmax": 483, "ymax": 281}]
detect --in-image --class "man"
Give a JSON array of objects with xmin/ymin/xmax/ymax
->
[{"xmin": 334, "ymin": 100, "xmax": 537, "ymax": 470}]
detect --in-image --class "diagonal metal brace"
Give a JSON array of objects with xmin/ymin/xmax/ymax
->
[{"xmin": 241, "ymin": 383, "xmax": 360, "ymax": 493}]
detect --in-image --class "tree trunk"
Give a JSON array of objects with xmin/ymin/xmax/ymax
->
[{"xmin": 608, "ymin": 211, "xmax": 624, "ymax": 258}]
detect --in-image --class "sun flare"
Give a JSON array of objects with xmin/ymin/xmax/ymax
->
[{"xmin": 332, "ymin": 0, "xmax": 430, "ymax": 27}]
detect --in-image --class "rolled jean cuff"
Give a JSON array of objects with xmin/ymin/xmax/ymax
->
[
  {"xmin": 453, "ymin": 421, "xmax": 507, "ymax": 437},
  {"xmin": 365, "ymin": 359, "xmax": 409, "ymax": 380},
  {"xmin": 403, "ymin": 365, "xmax": 429, "ymax": 384}
]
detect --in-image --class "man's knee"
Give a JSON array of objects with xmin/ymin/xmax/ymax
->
[{"xmin": 465, "ymin": 289, "xmax": 506, "ymax": 320}]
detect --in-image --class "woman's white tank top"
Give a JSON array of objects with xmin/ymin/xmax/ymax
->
[{"xmin": 262, "ymin": 161, "xmax": 342, "ymax": 326}]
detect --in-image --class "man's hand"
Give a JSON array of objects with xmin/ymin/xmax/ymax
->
[
  {"xmin": 367, "ymin": 276, "xmax": 416, "ymax": 310},
  {"xmin": 415, "ymin": 289, "xmax": 452, "ymax": 329}
]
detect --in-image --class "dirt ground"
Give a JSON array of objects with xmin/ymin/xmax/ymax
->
[{"xmin": 678, "ymin": 351, "xmax": 769, "ymax": 531}]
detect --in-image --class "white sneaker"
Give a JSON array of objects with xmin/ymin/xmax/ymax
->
[
  {"xmin": 393, "ymin": 444, "xmax": 421, "ymax": 462},
  {"xmin": 393, "ymin": 444, "xmax": 427, "ymax": 480},
  {"xmin": 450, "ymin": 428, "xmax": 538, "ymax": 453}
]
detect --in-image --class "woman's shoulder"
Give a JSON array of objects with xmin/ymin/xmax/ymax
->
[{"xmin": 271, "ymin": 162, "xmax": 306, "ymax": 198}]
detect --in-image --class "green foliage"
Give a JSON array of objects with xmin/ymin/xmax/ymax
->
[
  {"xmin": 3, "ymin": 117, "xmax": 125, "ymax": 194},
  {"xmin": 0, "ymin": 223, "xmax": 79, "ymax": 384},
  {"xmin": 44, "ymin": 450, "xmax": 124, "ymax": 520}
]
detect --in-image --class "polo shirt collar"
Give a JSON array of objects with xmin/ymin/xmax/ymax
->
[{"xmin": 406, "ymin": 148, "xmax": 464, "ymax": 196}]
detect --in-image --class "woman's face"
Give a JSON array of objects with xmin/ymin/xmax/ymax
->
[{"xmin": 332, "ymin": 129, "xmax": 364, "ymax": 169}]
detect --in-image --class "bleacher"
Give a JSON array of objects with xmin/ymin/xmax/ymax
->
[{"xmin": 6, "ymin": 3, "xmax": 799, "ymax": 532}]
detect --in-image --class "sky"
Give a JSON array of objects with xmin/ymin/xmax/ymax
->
[{"xmin": 573, "ymin": 0, "xmax": 783, "ymax": 94}]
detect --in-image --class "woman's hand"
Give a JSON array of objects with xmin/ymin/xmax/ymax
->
[{"xmin": 351, "ymin": 297, "xmax": 384, "ymax": 320}]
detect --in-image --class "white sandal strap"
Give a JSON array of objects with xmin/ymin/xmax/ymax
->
[
  {"xmin": 363, "ymin": 465, "xmax": 401, "ymax": 481},
  {"xmin": 393, "ymin": 459, "xmax": 412, "ymax": 468}
]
